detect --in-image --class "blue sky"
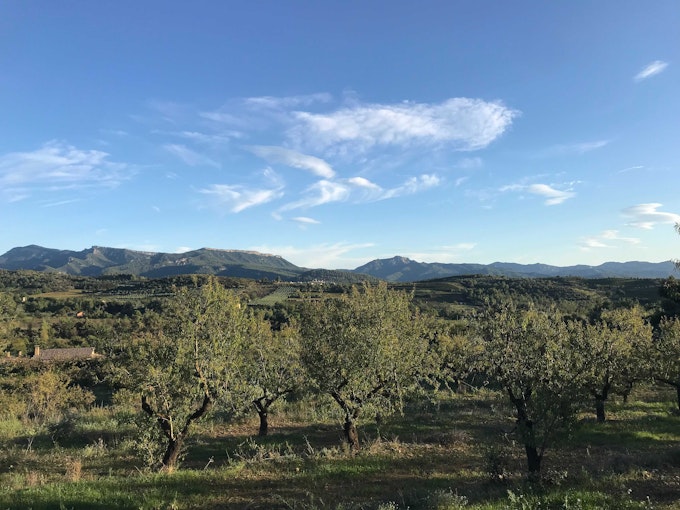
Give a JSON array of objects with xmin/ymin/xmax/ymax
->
[{"xmin": 1, "ymin": 1, "xmax": 678, "ymax": 269}]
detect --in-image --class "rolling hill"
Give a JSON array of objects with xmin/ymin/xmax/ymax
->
[
  {"xmin": 0, "ymin": 245, "xmax": 676, "ymax": 282},
  {"xmin": 352, "ymin": 256, "xmax": 677, "ymax": 281}
]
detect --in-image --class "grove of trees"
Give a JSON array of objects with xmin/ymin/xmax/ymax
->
[{"xmin": 1, "ymin": 245, "xmax": 679, "ymax": 480}]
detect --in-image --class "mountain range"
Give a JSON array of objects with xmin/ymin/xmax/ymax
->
[{"xmin": 0, "ymin": 245, "xmax": 676, "ymax": 282}]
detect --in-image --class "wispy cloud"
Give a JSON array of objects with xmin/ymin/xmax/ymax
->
[
  {"xmin": 501, "ymin": 182, "xmax": 576, "ymax": 205},
  {"xmin": 198, "ymin": 184, "xmax": 283, "ymax": 213},
  {"xmin": 623, "ymin": 203, "xmax": 680, "ymax": 229},
  {"xmin": 580, "ymin": 230, "xmax": 641, "ymax": 250},
  {"xmin": 537, "ymin": 140, "xmax": 610, "ymax": 157},
  {"xmin": 347, "ymin": 176, "xmax": 381, "ymax": 190},
  {"xmin": 288, "ymin": 97, "xmax": 518, "ymax": 154},
  {"xmin": 380, "ymin": 174, "xmax": 441, "ymax": 200},
  {"xmin": 292, "ymin": 216, "xmax": 320, "ymax": 225},
  {"xmin": 403, "ymin": 243, "xmax": 477, "ymax": 263},
  {"xmin": 634, "ymin": 60, "xmax": 668, "ymax": 81},
  {"xmin": 0, "ymin": 140, "xmax": 132, "ymax": 201},
  {"xmin": 280, "ymin": 173, "xmax": 442, "ymax": 212},
  {"xmin": 455, "ymin": 157, "xmax": 483, "ymax": 169},
  {"xmin": 159, "ymin": 130, "xmax": 242, "ymax": 144},
  {"xmin": 247, "ymin": 145, "xmax": 335, "ymax": 178},
  {"xmin": 244, "ymin": 93, "xmax": 332, "ymax": 110},
  {"xmin": 527, "ymin": 184, "xmax": 576, "ymax": 205},
  {"xmin": 163, "ymin": 144, "xmax": 220, "ymax": 168},
  {"xmin": 280, "ymin": 179, "xmax": 351, "ymax": 211},
  {"xmin": 148, "ymin": 93, "xmax": 511, "ymax": 219},
  {"xmin": 198, "ymin": 168, "xmax": 284, "ymax": 213},
  {"xmin": 617, "ymin": 165, "xmax": 644, "ymax": 174},
  {"xmin": 250, "ymin": 241, "xmax": 375, "ymax": 269}
]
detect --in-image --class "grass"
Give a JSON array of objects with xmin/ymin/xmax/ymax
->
[
  {"xmin": 0, "ymin": 386, "xmax": 678, "ymax": 509},
  {"xmin": 250, "ymin": 285, "xmax": 299, "ymax": 306}
]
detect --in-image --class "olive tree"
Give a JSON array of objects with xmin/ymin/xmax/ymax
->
[
  {"xmin": 0, "ymin": 292, "xmax": 18, "ymax": 353},
  {"xmin": 653, "ymin": 316, "xmax": 680, "ymax": 410},
  {"xmin": 428, "ymin": 317, "xmax": 483, "ymax": 393},
  {"xmin": 244, "ymin": 317, "xmax": 304, "ymax": 436},
  {"xmin": 575, "ymin": 306, "xmax": 652, "ymax": 422},
  {"xmin": 299, "ymin": 282, "xmax": 429, "ymax": 451},
  {"xmin": 474, "ymin": 304, "xmax": 587, "ymax": 476},
  {"xmin": 124, "ymin": 277, "xmax": 250, "ymax": 471}
]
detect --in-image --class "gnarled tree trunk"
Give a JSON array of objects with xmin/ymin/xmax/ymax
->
[
  {"xmin": 142, "ymin": 393, "xmax": 212, "ymax": 471},
  {"xmin": 595, "ymin": 396, "xmax": 606, "ymax": 423},
  {"xmin": 162, "ymin": 437, "xmax": 184, "ymax": 470},
  {"xmin": 509, "ymin": 389, "xmax": 543, "ymax": 477},
  {"xmin": 593, "ymin": 383, "xmax": 610, "ymax": 423},
  {"xmin": 344, "ymin": 415, "xmax": 361, "ymax": 451}
]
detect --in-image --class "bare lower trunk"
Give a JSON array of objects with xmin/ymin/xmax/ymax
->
[
  {"xmin": 162, "ymin": 437, "xmax": 184, "ymax": 471},
  {"xmin": 509, "ymin": 389, "xmax": 543, "ymax": 477},
  {"xmin": 593, "ymin": 383, "xmax": 610, "ymax": 423},
  {"xmin": 258, "ymin": 409, "xmax": 269, "ymax": 436},
  {"xmin": 330, "ymin": 388, "xmax": 362, "ymax": 452},
  {"xmin": 141, "ymin": 393, "xmax": 212, "ymax": 472},
  {"xmin": 595, "ymin": 396, "xmax": 606, "ymax": 423},
  {"xmin": 525, "ymin": 443, "xmax": 542, "ymax": 476},
  {"xmin": 344, "ymin": 417, "xmax": 360, "ymax": 451}
]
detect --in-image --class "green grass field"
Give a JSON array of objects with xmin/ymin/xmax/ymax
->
[{"xmin": 0, "ymin": 385, "xmax": 678, "ymax": 509}]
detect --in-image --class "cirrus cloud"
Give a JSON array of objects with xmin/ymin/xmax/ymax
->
[
  {"xmin": 247, "ymin": 145, "xmax": 335, "ymax": 178},
  {"xmin": 501, "ymin": 182, "xmax": 576, "ymax": 206},
  {"xmin": 163, "ymin": 144, "xmax": 220, "ymax": 168},
  {"xmin": 0, "ymin": 140, "xmax": 132, "ymax": 202},
  {"xmin": 580, "ymin": 230, "xmax": 641, "ymax": 251},
  {"xmin": 623, "ymin": 203, "xmax": 680, "ymax": 229},
  {"xmin": 634, "ymin": 60, "xmax": 669, "ymax": 82},
  {"xmin": 288, "ymin": 97, "xmax": 519, "ymax": 154}
]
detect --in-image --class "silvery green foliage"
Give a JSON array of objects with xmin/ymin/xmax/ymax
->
[
  {"xmin": 572, "ymin": 306, "xmax": 653, "ymax": 421},
  {"xmin": 653, "ymin": 316, "xmax": 680, "ymax": 409},
  {"xmin": 299, "ymin": 283, "xmax": 429, "ymax": 447},
  {"xmin": 474, "ymin": 303, "xmax": 587, "ymax": 474},
  {"xmin": 126, "ymin": 276, "xmax": 253, "ymax": 469}
]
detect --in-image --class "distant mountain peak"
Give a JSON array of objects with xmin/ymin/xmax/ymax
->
[
  {"xmin": 353, "ymin": 255, "xmax": 676, "ymax": 282},
  {"xmin": 0, "ymin": 245, "xmax": 675, "ymax": 282}
]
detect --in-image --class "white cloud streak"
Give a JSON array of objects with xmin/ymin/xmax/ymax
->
[
  {"xmin": 247, "ymin": 145, "xmax": 336, "ymax": 178},
  {"xmin": 403, "ymin": 243, "xmax": 477, "ymax": 263},
  {"xmin": 280, "ymin": 173, "xmax": 442, "ymax": 212},
  {"xmin": 527, "ymin": 184, "xmax": 575, "ymax": 205},
  {"xmin": 380, "ymin": 174, "xmax": 441, "ymax": 200},
  {"xmin": 623, "ymin": 203, "xmax": 680, "ymax": 229},
  {"xmin": 580, "ymin": 230, "xmax": 641, "ymax": 250},
  {"xmin": 249, "ymin": 241, "xmax": 375, "ymax": 269},
  {"xmin": 292, "ymin": 216, "xmax": 320, "ymax": 225},
  {"xmin": 198, "ymin": 184, "xmax": 283, "ymax": 213},
  {"xmin": 163, "ymin": 144, "xmax": 220, "ymax": 167},
  {"xmin": 244, "ymin": 93, "xmax": 332, "ymax": 110},
  {"xmin": 198, "ymin": 168, "xmax": 285, "ymax": 213},
  {"xmin": 501, "ymin": 182, "xmax": 576, "ymax": 205},
  {"xmin": 280, "ymin": 179, "xmax": 351, "ymax": 211},
  {"xmin": 289, "ymin": 97, "xmax": 518, "ymax": 154},
  {"xmin": 538, "ymin": 140, "xmax": 610, "ymax": 157},
  {"xmin": 634, "ymin": 60, "xmax": 668, "ymax": 81},
  {"xmin": 0, "ymin": 141, "xmax": 132, "ymax": 201}
]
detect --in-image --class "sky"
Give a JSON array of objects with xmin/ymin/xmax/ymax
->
[{"xmin": 1, "ymin": 1, "xmax": 679, "ymax": 269}]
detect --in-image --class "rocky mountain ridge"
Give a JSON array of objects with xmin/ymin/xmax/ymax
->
[{"xmin": 0, "ymin": 245, "xmax": 676, "ymax": 282}]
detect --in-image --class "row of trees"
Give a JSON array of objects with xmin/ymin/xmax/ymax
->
[{"xmin": 104, "ymin": 277, "xmax": 680, "ymax": 476}]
